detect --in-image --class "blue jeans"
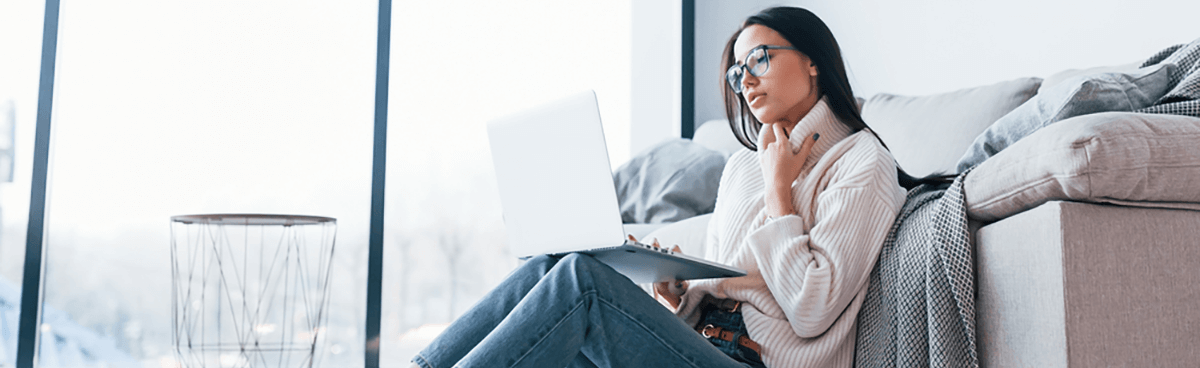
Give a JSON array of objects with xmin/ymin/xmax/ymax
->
[
  {"xmin": 412, "ymin": 253, "xmax": 757, "ymax": 368},
  {"xmin": 696, "ymin": 305, "xmax": 766, "ymax": 368}
]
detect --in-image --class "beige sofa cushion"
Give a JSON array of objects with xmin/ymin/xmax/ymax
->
[
  {"xmin": 965, "ymin": 112, "xmax": 1200, "ymax": 222},
  {"xmin": 861, "ymin": 77, "xmax": 1042, "ymax": 177}
]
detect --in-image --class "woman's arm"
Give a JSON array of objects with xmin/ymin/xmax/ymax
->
[
  {"xmin": 745, "ymin": 149, "xmax": 902, "ymax": 338},
  {"xmin": 760, "ymin": 123, "xmax": 817, "ymax": 218}
]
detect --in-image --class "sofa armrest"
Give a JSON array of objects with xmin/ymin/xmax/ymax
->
[{"xmin": 975, "ymin": 200, "xmax": 1200, "ymax": 367}]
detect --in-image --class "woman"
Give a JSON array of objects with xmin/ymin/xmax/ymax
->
[{"xmin": 411, "ymin": 6, "xmax": 940, "ymax": 368}]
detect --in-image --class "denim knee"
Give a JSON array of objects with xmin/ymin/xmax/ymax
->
[
  {"xmin": 556, "ymin": 253, "xmax": 604, "ymax": 276},
  {"xmin": 550, "ymin": 253, "xmax": 619, "ymax": 289},
  {"xmin": 525, "ymin": 254, "xmax": 559, "ymax": 270}
]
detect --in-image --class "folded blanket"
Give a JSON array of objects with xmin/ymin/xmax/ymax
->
[
  {"xmin": 1137, "ymin": 37, "xmax": 1200, "ymax": 117},
  {"xmin": 855, "ymin": 173, "xmax": 978, "ymax": 368}
]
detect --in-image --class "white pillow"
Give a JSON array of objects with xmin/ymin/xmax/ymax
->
[
  {"xmin": 693, "ymin": 119, "xmax": 745, "ymax": 157},
  {"xmin": 861, "ymin": 77, "xmax": 1043, "ymax": 177},
  {"xmin": 642, "ymin": 214, "xmax": 712, "ymax": 257}
]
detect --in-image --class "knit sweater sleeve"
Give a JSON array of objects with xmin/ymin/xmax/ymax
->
[
  {"xmin": 742, "ymin": 147, "xmax": 901, "ymax": 338},
  {"xmin": 703, "ymin": 149, "xmax": 741, "ymax": 261}
]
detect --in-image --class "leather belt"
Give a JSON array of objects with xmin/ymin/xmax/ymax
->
[
  {"xmin": 700, "ymin": 295, "xmax": 742, "ymax": 312},
  {"xmin": 699, "ymin": 323, "xmax": 762, "ymax": 355},
  {"xmin": 696, "ymin": 296, "xmax": 761, "ymax": 355}
]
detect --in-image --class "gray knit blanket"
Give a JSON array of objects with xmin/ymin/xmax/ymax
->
[
  {"xmin": 1136, "ymin": 37, "xmax": 1200, "ymax": 117},
  {"xmin": 854, "ymin": 173, "xmax": 978, "ymax": 368}
]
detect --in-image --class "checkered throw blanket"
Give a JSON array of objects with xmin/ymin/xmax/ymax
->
[
  {"xmin": 854, "ymin": 173, "xmax": 978, "ymax": 368},
  {"xmin": 1137, "ymin": 37, "xmax": 1200, "ymax": 117}
]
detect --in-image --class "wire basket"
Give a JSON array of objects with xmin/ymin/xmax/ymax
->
[{"xmin": 170, "ymin": 214, "xmax": 337, "ymax": 368}]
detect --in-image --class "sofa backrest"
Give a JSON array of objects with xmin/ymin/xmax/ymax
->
[
  {"xmin": 860, "ymin": 77, "xmax": 1043, "ymax": 177},
  {"xmin": 692, "ymin": 119, "xmax": 746, "ymax": 157},
  {"xmin": 692, "ymin": 77, "xmax": 1043, "ymax": 178}
]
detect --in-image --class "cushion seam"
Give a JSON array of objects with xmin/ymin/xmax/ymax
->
[{"xmin": 972, "ymin": 172, "xmax": 1085, "ymax": 208}]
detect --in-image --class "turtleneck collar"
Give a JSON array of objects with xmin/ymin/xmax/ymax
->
[{"xmin": 758, "ymin": 96, "xmax": 855, "ymax": 171}]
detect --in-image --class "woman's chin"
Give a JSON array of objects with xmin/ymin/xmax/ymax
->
[{"xmin": 750, "ymin": 110, "xmax": 776, "ymax": 124}]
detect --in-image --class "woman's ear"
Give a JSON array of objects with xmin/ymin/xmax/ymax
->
[{"xmin": 809, "ymin": 63, "xmax": 819, "ymax": 77}]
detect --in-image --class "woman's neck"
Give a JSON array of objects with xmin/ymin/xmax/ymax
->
[{"xmin": 776, "ymin": 92, "xmax": 822, "ymax": 132}]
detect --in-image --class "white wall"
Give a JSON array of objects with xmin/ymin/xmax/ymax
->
[
  {"xmin": 691, "ymin": 0, "xmax": 1200, "ymax": 125},
  {"xmin": 693, "ymin": 0, "xmax": 782, "ymax": 130},
  {"xmin": 630, "ymin": 0, "xmax": 681, "ymax": 158}
]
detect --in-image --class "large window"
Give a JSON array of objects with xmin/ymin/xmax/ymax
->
[
  {"xmin": 0, "ymin": 0, "xmax": 43, "ymax": 365},
  {"xmin": 39, "ymin": 1, "xmax": 376, "ymax": 366},
  {"xmin": 6, "ymin": 2, "xmax": 634, "ymax": 367},
  {"xmin": 381, "ymin": 1, "xmax": 632, "ymax": 365}
]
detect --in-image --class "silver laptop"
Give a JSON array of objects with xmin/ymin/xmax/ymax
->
[{"xmin": 486, "ymin": 90, "xmax": 746, "ymax": 284}]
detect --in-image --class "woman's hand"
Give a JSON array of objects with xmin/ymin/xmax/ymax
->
[
  {"xmin": 759, "ymin": 123, "xmax": 819, "ymax": 217},
  {"xmin": 630, "ymin": 235, "xmax": 688, "ymax": 309}
]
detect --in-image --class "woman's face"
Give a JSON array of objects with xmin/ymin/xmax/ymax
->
[{"xmin": 732, "ymin": 24, "xmax": 820, "ymax": 126}]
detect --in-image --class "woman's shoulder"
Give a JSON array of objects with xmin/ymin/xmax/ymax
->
[
  {"xmin": 725, "ymin": 147, "xmax": 758, "ymax": 172},
  {"xmin": 714, "ymin": 147, "xmax": 763, "ymax": 194},
  {"xmin": 832, "ymin": 130, "xmax": 894, "ymax": 165},
  {"xmin": 822, "ymin": 130, "xmax": 901, "ymax": 190}
]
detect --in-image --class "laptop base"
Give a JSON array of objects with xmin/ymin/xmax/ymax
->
[{"xmin": 564, "ymin": 241, "xmax": 745, "ymax": 284}]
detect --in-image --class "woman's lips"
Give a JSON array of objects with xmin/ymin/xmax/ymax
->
[
  {"xmin": 744, "ymin": 93, "xmax": 763, "ymax": 106},
  {"xmin": 747, "ymin": 93, "xmax": 765, "ymax": 106}
]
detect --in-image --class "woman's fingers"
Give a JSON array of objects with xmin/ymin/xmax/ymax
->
[
  {"xmin": 769, "ymin": 123, "xmax": 806, "ymax": 156},
  {"xmin": 655, "ymin": 277, "xmax": 687, "ymax": 297},
  {"xmin": 796, "ymin": 132, "xmax": 819, "ymax": 157},
  {"xmin": 651, "ymin": 245, "xmax": 688, "ymax": 302},
  {"xmin": 654, "ymin": 280, "xmax": 677, "ymax": 299},
  {"xmin": 773, "ymin": 122, "xmax": 789, "ymax": 141},
  {"xmin": 772, "ymin": 124, "xmax": 790, "ymax": 154},
  {"xmin": 758, "ymin": 123, "xmax": 776, "ymax": 149},
  {"xmin": 672, "ymin": 279, "xmax": 689, "ymax": 295}
]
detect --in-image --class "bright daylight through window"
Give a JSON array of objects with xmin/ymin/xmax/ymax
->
[
  {"xmin": 31, "ymin": 1, "xmax": 376, "ymax": 367},
  {"xmin": 0, "ymin": 0, "xmax": 40, "ymax": 366},
  {"xmin": 381, "ymin": 1, "xmax": 631, "ymax": 365},
  {"xmin": 1, "ymin": 1, "xmax": 631, "ymax": 367}
]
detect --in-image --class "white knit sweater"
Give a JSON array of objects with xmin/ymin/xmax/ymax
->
[{"xmin": 675, "ymin": 98, "xmax": 906, "ymax": 367}]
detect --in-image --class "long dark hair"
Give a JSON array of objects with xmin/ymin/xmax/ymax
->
[{"xmin": 721, "ymin": 6, "xmax": 950, "ymax": 189}]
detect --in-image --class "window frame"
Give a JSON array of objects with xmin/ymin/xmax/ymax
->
[{"xmin": 16, "ymin": 1, "xmax": 394, "ymax": 367}]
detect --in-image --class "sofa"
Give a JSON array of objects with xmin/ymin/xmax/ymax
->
[{"xmin": 623, "ymin": 59, "xmax": 1200, "ymax": 367}]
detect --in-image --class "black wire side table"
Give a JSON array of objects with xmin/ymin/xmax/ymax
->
[{"xmin": 170, "ymin": 214, "xmax": 337, "ymax": 368}]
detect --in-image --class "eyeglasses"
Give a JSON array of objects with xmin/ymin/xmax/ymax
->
[{"xmin": 725, "ymin": 45, "xmax": 799, "ymax": 94}]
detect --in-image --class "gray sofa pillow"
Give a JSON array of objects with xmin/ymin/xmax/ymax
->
[
  {"xmin": 963, "ymin": 112, "xmax": 1200, "ymax": 222},
  {"xmin": 613, "ymin": 138, "xmax": 726, "ymax": 224},
  {"xmin": 955, "ymin": 63, "xmax": 1177, "ymax": 172},
  {"xmin": 861, "ymin": 77, "xmax": 1042, "ymax": 178}
]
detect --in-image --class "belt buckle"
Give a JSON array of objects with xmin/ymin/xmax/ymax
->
[{"xmin": 700, "ymin": 324, "xmax": 717, "ymax": 338}]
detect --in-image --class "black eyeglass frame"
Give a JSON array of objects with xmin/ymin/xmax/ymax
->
[{"xmin": 726, "ymin": 44, "xmax": 799, "ymax": 93}]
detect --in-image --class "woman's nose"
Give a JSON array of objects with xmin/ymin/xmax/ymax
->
[{"xmin": 741, "ymin": 72, "xmax": 759, "ymax": 91}]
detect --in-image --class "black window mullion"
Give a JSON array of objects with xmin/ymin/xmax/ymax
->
[
  {"xmin": 17, "ymin": 0, "xmax": 61, "ymax": 366},
  {"xmin": 681, "ymin": 0, "xmax": 696, "ymax": 139},
  {"xmin": 365, "ymin": 0, "xmax": 391, "ymax": 367}
]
